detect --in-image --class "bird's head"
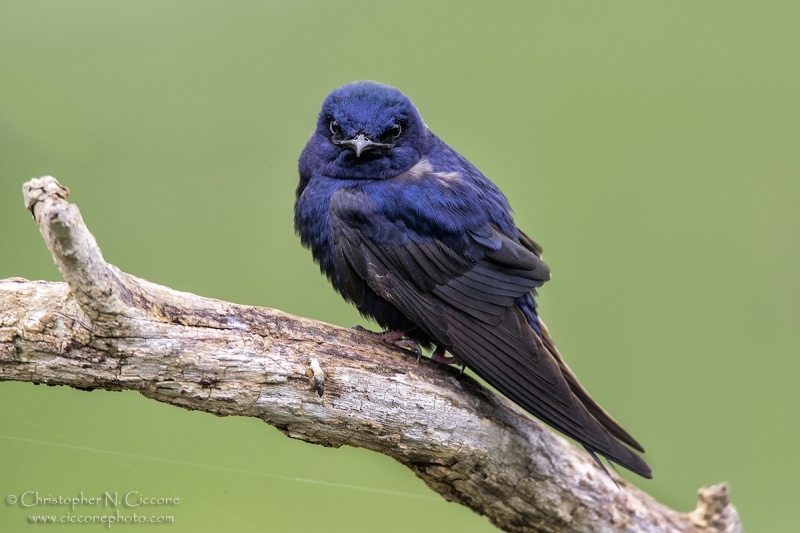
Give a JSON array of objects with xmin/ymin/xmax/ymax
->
[{"xmin": 310, "ymin": 81, "xmax": 428, "ymax": 180}]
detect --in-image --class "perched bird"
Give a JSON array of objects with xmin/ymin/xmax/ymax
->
[{"xmin": 294, "ymin": 81, "xmax": 652, "ymax": 479}]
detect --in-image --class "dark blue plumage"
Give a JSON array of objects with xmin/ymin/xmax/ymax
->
[{"xmin": 294, "ymin": 81, "xmax": 651, "ymax": 479}]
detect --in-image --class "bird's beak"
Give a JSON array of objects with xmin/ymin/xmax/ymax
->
[{"xmin": 335, "ymin": 133, "xmax": 392, "ymax": 157}]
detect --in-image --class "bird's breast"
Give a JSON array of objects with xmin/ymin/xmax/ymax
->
[{"xmin": 295, "ymin": 174, "xmax": 371, "ymax": 297}]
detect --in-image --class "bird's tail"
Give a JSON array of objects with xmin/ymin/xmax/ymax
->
[
  {"xmin": 537, "ymin": 317, "xmax": 652, "ymax": 478},
  {"xmin": 537, "ymin": 318, "xmax": 645, "ymax": 453}
]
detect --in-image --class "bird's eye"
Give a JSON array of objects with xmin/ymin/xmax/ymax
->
[
  {"xmin": 329, "ymin": 119, "xmax": 341, "ymax": 136},
  {"xmin": 389, "ymin": 124, "xmax": 402, "ymax": 139}
]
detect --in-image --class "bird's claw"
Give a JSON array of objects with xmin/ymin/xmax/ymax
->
[
  {"xmin": 352, "ymin": 326, "xmax": 422, "ymax": 360},
  {"xmin": 430, "ymin": 345, "xmax": 462, "ymax": 366},
  {"xmin": 394, "ymin": 339, "xmax": 423, "ymax": 362}
]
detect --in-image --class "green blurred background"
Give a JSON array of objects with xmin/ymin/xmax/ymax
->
[{"xmin": 1, "ymin": 1, "xmax": 798, "ymax": 531}]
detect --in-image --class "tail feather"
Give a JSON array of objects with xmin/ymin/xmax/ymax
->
[{"xmin": 538, "ymin": 318, "xmax": 646, "ymax": 453}]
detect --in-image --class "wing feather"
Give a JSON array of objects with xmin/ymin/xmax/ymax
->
[{"xmin": 329, "ymin": 188, "xmax": 651, "ymax": 478}]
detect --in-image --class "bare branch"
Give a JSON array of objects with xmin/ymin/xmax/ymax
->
[{"xmin": 0, "ymin": 176, "xmax": 743, "ymax": 533}]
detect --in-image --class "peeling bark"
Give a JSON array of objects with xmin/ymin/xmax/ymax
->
[{"xmin": 0, "ymin": 176, "xmax": 743, "ymax": 533}]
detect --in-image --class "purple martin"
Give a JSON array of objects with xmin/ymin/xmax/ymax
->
[{"xmin": 294, "ymin": 81, "xmax": 651, "ymax": 478}]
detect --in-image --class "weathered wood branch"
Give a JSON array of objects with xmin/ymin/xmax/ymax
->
[{"xmin": 0, "ymin": 176, "xmax": 743, "ymax": 533}]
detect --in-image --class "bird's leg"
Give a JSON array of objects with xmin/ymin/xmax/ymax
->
[
  {"xmin": 430, "ymin": 345, "xmax": 462, "ymax": 366},
  {"xmin": 352, "ymin": 325, "xmax": 422, "ymax": 361}
]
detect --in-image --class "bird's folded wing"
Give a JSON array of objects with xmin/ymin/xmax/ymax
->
[{"xmin": 330, "ymin": 188, "xmax": 651, "ymax": 478}]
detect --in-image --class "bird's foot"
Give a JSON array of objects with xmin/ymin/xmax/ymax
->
[
  {"xmin": 430, "ymin": 345, "xmax": 463, "ymax": 367},
  {"xmin": 352, "ymin": 325, "xmax": 423, "ymax": 361}
]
